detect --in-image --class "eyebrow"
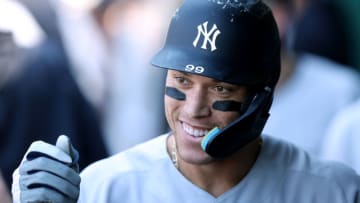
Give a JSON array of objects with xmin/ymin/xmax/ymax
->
[
  {"xmin": 180, "ymin": 72, "xmax": 191, "ymax": 76},
  {"xmin": 176, "ymin": 71, "xmax": 237, "ymax": 85}
]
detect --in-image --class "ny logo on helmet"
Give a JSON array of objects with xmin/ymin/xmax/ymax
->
[{"xmin": 193, "ymin": 21, "xmax": 221, "ymax": 52}]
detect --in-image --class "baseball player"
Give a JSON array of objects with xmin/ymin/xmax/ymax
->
[{"xmin": 12, "ymin": 0, "xmax": 360, "ymax": 202}]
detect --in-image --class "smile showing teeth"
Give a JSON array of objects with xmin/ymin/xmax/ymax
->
[{"xmin": 183, "ymin": 123, "xmax": 209, "ymax": 137}]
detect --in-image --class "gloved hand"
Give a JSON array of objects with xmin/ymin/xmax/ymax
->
[{"xmin": 12, "ymin": 135, "xmax": 81, "ymax": 203}]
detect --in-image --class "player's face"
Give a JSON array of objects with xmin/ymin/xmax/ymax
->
[{"xmin": 165, "ymin": 70, "xmax": 248, "ymax": 165}]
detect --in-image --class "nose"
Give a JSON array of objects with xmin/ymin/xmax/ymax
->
[{"xmin": 183, "ymin": 88, "xmax": 211, "ymax": 118}]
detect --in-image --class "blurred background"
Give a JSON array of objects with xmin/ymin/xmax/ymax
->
[
  {"xmin": 0, "ymin": 0, "xmax": 181, "ymax": 201},
  {"xmin": 262, "ymin": 0, "xmax": 360, "ymax": 175},
  {"xmin": 0, "ymin": 0, "xmax": 360, "ymax": 201}
]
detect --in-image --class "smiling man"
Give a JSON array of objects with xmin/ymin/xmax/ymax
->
[{"xmin": 12, "ymin": 0, "xmax": 360, "ymax": 202}]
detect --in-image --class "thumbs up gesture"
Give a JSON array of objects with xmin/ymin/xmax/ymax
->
[{"xmin": 12, "ymin": 135, "xmax": 80, "ymax": 203}]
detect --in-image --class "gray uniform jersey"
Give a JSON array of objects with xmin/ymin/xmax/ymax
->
[{"xmin": 78, "ymin": 134, "xmax": 360, "ymax": 203}]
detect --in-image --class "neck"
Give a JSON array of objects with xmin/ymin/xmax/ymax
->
[{"xmin": 167, "ymin": 135, "xmax": 262, "ymax": 197}]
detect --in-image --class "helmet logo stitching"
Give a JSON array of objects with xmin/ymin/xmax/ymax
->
[
  {"xmin": 193, "ymin": 21, "xmax": 221, "ymax": 52},
  {"xmin": 208, "ymin": 0, "xmax": 261, "ymax": 10}
]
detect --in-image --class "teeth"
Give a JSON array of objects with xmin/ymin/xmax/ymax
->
[{"xmin": 183, "ymin": 123, "xmax": 209, "ymax": 137}]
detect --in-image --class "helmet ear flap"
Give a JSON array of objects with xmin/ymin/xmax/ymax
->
[
  {"xmin": 239, "ymin": 85, "xmax": 264, "ymax": 114},
  {"xmin": 201, "ymin": 86, "xmax": 273, "ymax": 159},
  {"xmin": 250, "ymin": 87, "xmax": 273, "ymax": 135}
]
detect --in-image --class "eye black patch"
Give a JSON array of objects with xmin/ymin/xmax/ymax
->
[
  {"xmin": 165, "ymin": 86, "xmax": 243, "ymax": 112},
  {"xmin": 165, "ymin": 86, "xmax": 186, "ymax": 100},
  {"xmin": 212, "ymin": 100, "xmax": 243, "ymax": 112}
]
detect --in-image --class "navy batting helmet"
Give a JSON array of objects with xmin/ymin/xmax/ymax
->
[{"xmin": 152, "ymin": 0, "xmax": 281, "ymax": 158}]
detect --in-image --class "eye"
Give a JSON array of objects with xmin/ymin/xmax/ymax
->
[
  {"xmin": 214, "ymin": 85, "xmax": 231, "ymax": 94},
  {"xmin": 175, "ymin": 76, "xmax": 190, "ymax": 86}
]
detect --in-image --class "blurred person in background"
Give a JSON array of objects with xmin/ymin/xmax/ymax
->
[
  {"xmin": 51, "ymin": 0, "xmax": 181, "ymax": 154},
  {"xmin": 0, "ymin": 0, "xmax": 108, "ymax": 192},
  {"xmin": 0, "ymin": 31, "xmax": 17, "ymax": 203},
  {"xmin": 321, "ymin": 99, "xmax": 360, "ymax": 174},
  {"xmin": 318, "ymin": 0, "xmax": 360, "ymax": 173},
  {"xmin": 263, "ymin": 0, "xmax": 360, "ymax": 156},
  {"xmin": 100, "ymin": 0, "xmax": 180, "ymax": 154},
  {"xmin": 1, "ymin": 0, "xmax": 180, "ymax": 193},
  {"xmin": 51, "ymin": 0, "xmax": 179, "ymax": 154},
  {"xmin": 291, "ymin": 0, "xmax": 354, "ymax": 69}
]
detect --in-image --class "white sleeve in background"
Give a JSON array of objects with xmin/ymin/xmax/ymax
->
[{"xmin": 320, "ymin": 100, "xmax": 360, "ymax": 174}]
